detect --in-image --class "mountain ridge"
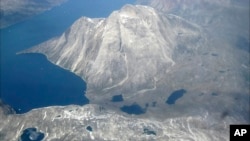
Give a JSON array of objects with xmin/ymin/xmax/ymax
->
[
  {"xmin": 5, "ymin": 3, "xmax": 250, "ymax": 141},
  {"xmin": 20, "ymin": 4, "xmax": 204, "ymax": 100},
  {"xmin": 18, "ymin": 4, "xmax": 249, "ymax": 122}
]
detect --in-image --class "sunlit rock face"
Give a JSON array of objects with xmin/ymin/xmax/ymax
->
[
  {"xmin": 14, "ymin": 3, "xmax": 250, "ymax": 140},
  {"xmin": 21, "ymin": 4, "xmax": 203, "ymax": 103},
  {"xmin": 20, "ymin": 4, "xmax": 249, "ymax": 121}
]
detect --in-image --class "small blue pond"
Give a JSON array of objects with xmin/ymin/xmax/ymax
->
[
  {"xmin": 19, "ymin": 128, "xmax": 44, "ymax": 141},
  {"xmin": 86, "ymin": 126, "xmax": 93, "ymax": 132},
  {"xmin": 111, "ymin": 95, "xmax": 124, "ymax": 102},
  {"xmin": 166, "ymin": 89, "xmax": 187, "ymax": 105},
  {"xmin": 120, "ymin": 104, "xmax": 145, "ymax": 115},
  {"xmin": 143, "ymin": 128, "xmax": 156, "ymax": 136}
]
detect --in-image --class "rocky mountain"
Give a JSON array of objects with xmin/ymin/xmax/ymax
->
[
  {"xmin": 11, "ymin": 3, "xmax": 250, "ymax": 141},
  {"xmin": 20, "ymin": 3, "xmax": 249, "ymax": 118},
  {"xmin": 21, "ymin": 4, "xmax": 203, "ymax": 101}
]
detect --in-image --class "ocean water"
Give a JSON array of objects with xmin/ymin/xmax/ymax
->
[{"xmin": 0, "ymin": 0, "xmax": 135, "ymax": 113}]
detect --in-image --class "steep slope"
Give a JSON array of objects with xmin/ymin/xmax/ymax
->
[
  {"xmin": 21, "ymin": 5, "xmax": 203, "ymax": 101},
  {"xmin": 20, "ymin": 4, "xmax": 249, "ymax": 121},
  {"xmin": 6, "ymin": 3, "xmax": 250, "ymax": 141}
]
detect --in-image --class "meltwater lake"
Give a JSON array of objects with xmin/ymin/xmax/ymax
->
[{"xmin": 0, "ymin": 0, "xmax": 134, "ymax": 113}]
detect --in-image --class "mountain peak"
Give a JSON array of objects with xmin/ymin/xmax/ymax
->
[
  {"xmin": 17, "ymin": 4, "xmax": 249, "ymax": 132},
  {"xmin": 20, "ymin": 4, "xmax": 204, "ymax": 106},
  {"xmin": 116, "ymin": 4, "xmax": 157, "ymax": 19}
]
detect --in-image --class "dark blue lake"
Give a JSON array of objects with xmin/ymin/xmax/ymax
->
[
  {"xmin": 166, "ymin": 89, "xmax": 187, "ymax": 105},
  {"xmin": 0, "ymin": 0, "xmax": 134, "ymax": 113},
  {"xmin": 111, "ymin": 94, "xmax": 124, "ymax": 102},
  {"xmin": 19, "ymin": 128, "xmax": 45, "ymax": 141},
  {"xmin": 120, "ymin": 104, "xmax": 146, "ymax": 115}
]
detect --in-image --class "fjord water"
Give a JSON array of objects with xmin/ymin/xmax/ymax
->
[{"xmin": 0, "ymin": 0, "xmax": 134, "ymax": 113}]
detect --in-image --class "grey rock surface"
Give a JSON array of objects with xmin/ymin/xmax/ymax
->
[
  {"xmin": 136, "ymin": 0, "xmax": 249, "ymax": 40},
  {"xmin": 9, "ymin": 2, "xmax": 250, "ymax": 141},
  {"xmin": 20, "ymin": 4, "xmax": 249, "ymax": 119},
  {"xmin": 0, "ymin": 103, "xmax": 236, "ymax": 141}
]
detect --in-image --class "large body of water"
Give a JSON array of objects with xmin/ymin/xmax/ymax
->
[{"xmin": 0, "ymin": 0, "xmax": 134, "ymax": 113}]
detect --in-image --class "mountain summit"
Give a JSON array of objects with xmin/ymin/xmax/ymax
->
[
  {"xmin": 7, "ymin": 3, "xmax": 249, "ymax": 141},
  {"xmin": 20, "ymin": 4, "xmax": 249, "ymax": 121},
  {"xmin": 21, "ymin": 4, "xmax": 203, "ymax": 101}
]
